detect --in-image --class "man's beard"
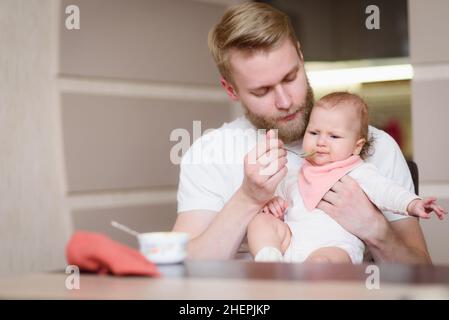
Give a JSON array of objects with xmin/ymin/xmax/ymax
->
[{"xmin": 243, "ymin": 80, "xmax": 314, "ymax": 144}]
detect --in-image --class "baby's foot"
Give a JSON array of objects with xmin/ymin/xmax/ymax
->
[{"xmin": 254, "ymin": 246, "xmax": 283, "ymax": 262}]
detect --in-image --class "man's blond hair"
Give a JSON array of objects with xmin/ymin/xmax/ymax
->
[{"xmin": 208, "ymin": 2, "xmax": 299, "ymax": 84}]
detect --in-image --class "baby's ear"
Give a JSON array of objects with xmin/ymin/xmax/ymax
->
[{"xmin": 354, "ymin": 138, "xmax": 366, "ymax": 156}]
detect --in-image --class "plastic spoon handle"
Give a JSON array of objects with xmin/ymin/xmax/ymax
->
[
  {"xmin": 111, "ymin": 221, "xmax": 140, "ymax": 237},
  {"xmin": 284, "ymin": 148, "xmax": 316, "ymax": 158}
]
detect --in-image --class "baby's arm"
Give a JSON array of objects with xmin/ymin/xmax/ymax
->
[
  {"xmin": 349, "ymin": 163, "xmax": 433, "ymax": 216},
  {"xmin": 350, "ymin": 163, "xmax": 447, "ymax": 219},
  {"xmin": 407, "ymin": 197, "xmax": 447, "ymax": 220}
]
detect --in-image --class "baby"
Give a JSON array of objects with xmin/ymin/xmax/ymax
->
[{"xmin": 247, "ymin": 92, "xmax": 447, "ymax": 264}]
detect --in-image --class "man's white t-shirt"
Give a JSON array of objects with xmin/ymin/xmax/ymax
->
[{"xmin": 177, "ymin": 116, "xmax": 413, "ymax": 223}]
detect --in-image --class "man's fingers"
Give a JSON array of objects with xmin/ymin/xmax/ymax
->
[
  {"xmin": 259, "ymin": 155, "xmax": 287, "ymax": 176},
  {"xmin": 330, "ymin": 181, "xmax": 344, "ymax": 193},
  {"xmin": 245, "ymin": 138, "xmax": 280, "ymax": 166},
  {"xmin": 261, "ymin": 139, "xmax": 284, "ymax": 157},
  {"xmin": 339, "ymin": 175, "xmax": 356, "ymax": 184},
  {"xmin": 333, "ymin": 175, "xmax": 357, "ymax": 191},
  {"xmin": 316, "ymin": 200, "xmax": 334, "ymax": 216},
  {"xmin": 266, "ymin": 129, "xmax": 284, "ymax": 148},
  {"xmin": 266, "ymin": 165, "xmax": 288, "ymax": 188},
  {"xmin": 322, "ymin": 190, "xmax": 339, "ymax": 205},
  {"xmin": 258, "ymin": 147, "xmax": 286, "ymax": 166},
  {"xmin": 266, "ymin": 128, "xmax": 275, "ymax": 140},
  {"xmin": 275, "ymin": 148, "xmax": 287, "ymax": 159},
  {"xmin": 255, "ymin": 131, "xmax": 284, "ymax": 159},
  {"xmin": 330, "ymin": 176, "xmax": 360, "ymax": 196}
]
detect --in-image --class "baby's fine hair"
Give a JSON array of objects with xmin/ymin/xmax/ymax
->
[{"xmin": 315, "ymin": 92, "xmax": 374, "ymax": 159}]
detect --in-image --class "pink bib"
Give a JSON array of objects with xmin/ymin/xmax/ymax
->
[{"xmin": 298, "ymin": 155, "xmax": 363, "ymax": 211}]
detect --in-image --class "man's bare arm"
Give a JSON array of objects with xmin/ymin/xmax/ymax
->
[
  {"xmin": 173, "ymin": 189, "xmax": 261, "ymax": 259},
  {"xmin": 366, "ymin": 215, "xmax": 431, "ymax": 264}
]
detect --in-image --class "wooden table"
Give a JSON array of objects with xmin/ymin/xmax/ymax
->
[{"xmin": 1, "ymin": 261, "xmax": 448, "ymax": 299}]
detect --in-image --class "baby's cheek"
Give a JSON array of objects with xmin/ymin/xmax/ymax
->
[
  {"xmin": 328, "ymin": 146, "xmax": 341, "ymax": 160},
  {"xmin": 330, "ymin": 144, "xmax": 349, "ymax": 161},
  {"xmin": 302, "ymin": 136, "xmax": 313, "ymax": 150}
]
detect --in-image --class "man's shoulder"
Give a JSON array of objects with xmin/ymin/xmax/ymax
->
[
  {"xmin": 366, "ymin": 125, "xmax": 411, "ymax": 186},
  {"xmin": 367, "ymin": 125, "xmax": 402, "ymax": 163},
  {"xmin": 181, "ymin": 116, "xmax": 255, "ymax": 165},
  {"xmin": 196, "ymin": 116, "xmax": 254, "ymax": 143},
  {"xmin": 221, "ymin": 116, "xmax": 254, "ymax": 130},
  {"xmin": 369, "ymin": 125, "xmax": 397, "ymax": 148},
  {"xmin": 193, "ymin": 117, "xmax": 255, "ymax": 147}
]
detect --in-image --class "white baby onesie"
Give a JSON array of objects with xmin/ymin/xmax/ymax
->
[{"xmin": 279, "ymin": 162, "xmax": 419, "ymax": 263}]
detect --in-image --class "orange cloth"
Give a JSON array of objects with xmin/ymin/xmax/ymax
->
[
  {"xmin": 298, "ymin": 155, "xmax": 363, "ymax": 211},
  {"xmin": 66, "ymin": 231, "xmax": 160, "ymax": 277}
]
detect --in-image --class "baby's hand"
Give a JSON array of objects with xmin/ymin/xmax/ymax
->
[
  {"xmin": 407, "ymin": 197, "xmax": 447, "ymax": 220},
  {"xmin": 261, "ymin": 196, "xmax": 289, "ymax": 219}
]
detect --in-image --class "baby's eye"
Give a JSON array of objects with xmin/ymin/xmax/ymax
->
[
  {"xmin": 330, "ymin": 135, "xmax": 340, "ymax": 139},
  {"xmin": 308, "ymin": 131, "xmax": 317, "ymax": 135}
]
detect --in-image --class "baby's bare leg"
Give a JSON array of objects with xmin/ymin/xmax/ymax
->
[
  {"xmin": 305, "ymin": 247, "xmax": 352, "ymax": 264},
  {"xmin": 247, "ymin": 213, "xmax": 291, "ymax": 258}
]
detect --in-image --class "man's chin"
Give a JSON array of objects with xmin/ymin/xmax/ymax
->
[
  {"xmin": 243, "ymin": 109, "xmax": 306, "ymax": 143},
  {"xmin": 274, "ymin": 121, "xmax": 305, "ymax": 143},
  {"xmin": 277, "ymin": 130, "xmax": 303, "ymax": 144}
]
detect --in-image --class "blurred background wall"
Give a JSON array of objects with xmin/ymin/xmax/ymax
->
[
  {"xmin": 59, "ymin": 0, "xmax": 236, "ymax": 249},
  {"xmin": 0, "ymin": 0, "xmax": 448, "ymax": 276},
  {"xmin": 0, "ymin": 0, "xmax": 71, "ymax": 275},
  {"xmin": 0, "ymin": 0, "xmax": 236, "ymax": 276},
  {"xmin": 408, "ymin": 0, "xmax": 449, "ymax": 265}
]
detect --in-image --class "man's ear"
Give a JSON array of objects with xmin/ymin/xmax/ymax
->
[
  {"xmin": 297, "ymin": 41, "xmax": 304, "ymax": 61},
  {"xmin": 354, "ymin": 138, "xmax": 366, "ymax": 156},
  {"xmin": 220, "ymin": 77, "xmax": 239, "ymax": 101}
]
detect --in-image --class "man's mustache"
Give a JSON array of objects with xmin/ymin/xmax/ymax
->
[{"xmin": 273, "ymin": 106, "xmax": 304, "ymax": 122}]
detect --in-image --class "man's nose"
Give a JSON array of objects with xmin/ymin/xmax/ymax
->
[{"xmin": 274, "ymin": 85, "xmax": 291, "ymax": 110}]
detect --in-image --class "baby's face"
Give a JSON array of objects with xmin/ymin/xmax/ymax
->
[{"xmin": 302, "ymin": 103, "xmax": 365, "ymax": 166}]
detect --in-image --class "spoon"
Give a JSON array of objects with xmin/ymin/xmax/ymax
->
[
  {"xmin": 111, "ymin": 220, "xmax": 140, "ymax": 237},
  {"xmin": 284, "ymin": 148, "xmax": 316, "ymax": 158}
]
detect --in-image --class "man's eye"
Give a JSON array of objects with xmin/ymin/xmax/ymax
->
[
  {"xmin": 308, "ymin": 131, "xmax": 317, "ymax": 135},
  {"xmin": 252, "ymin": 89, "xmax": 268, "ymax": 97},
  {"xmin": 284, "ymin": 74, "xmax": 297, "ymax": 82}
]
